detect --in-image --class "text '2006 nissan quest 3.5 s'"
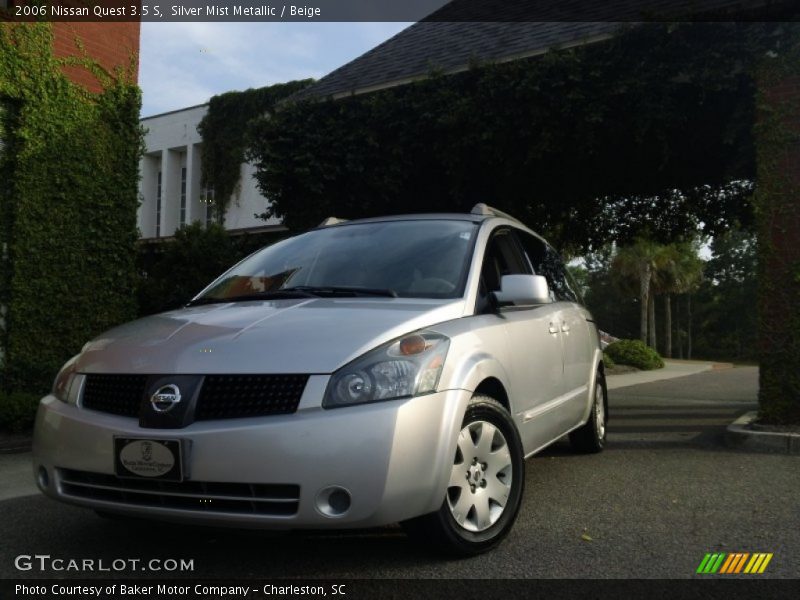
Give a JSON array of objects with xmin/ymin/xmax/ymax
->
[{"xmin": 34, "ymin": 204, "xmax": 607, "ymax": 555}]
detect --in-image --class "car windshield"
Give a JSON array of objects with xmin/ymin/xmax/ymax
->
[{"xmin": 194, "ymin": 219, "xmax": 479, "ymax": 302}]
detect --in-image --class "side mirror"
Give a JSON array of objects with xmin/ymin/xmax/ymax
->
[{"xmin": 492, "ymin": 274, "xmax": 552, "ymax": 307}]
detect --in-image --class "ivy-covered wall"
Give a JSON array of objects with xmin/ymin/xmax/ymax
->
[
  {"xmin": 0, "ymin": 23, "xmax": 143, "ymax": 394},
  {"xmin": 197, "ymin": 80, "xmax": 311, "ymax": 219},
  {"xmin": 247, "ymin": 23, "xmax": 793, "ymax": 254},
  {"xmin": 754, "ymin": 39, "xmax": 800, "ymax": 424},
  {"xmin": 0, "ymin": 98, "xmax": 15, "ymax": 368}
]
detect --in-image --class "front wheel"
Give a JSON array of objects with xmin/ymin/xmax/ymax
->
[{"xmin": 402, "ymin": 396, "xmax": 525, "ymax": 556}]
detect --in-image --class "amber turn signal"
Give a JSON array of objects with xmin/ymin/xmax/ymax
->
[{"xmin": 399, "ymin": 334, "xmax": 428, "ymax": 356}]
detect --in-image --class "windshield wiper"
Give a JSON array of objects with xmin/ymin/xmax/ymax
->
[
  {"xmin": 282, "ymin": 286, "xmax": 398, "ymax": 298},
  {"xmin": 186, "ymin": 286, "xmax": 397, "ymax": 307},
  {"xmin": 186, "ymin": 290, "xmax": 317, "ymax": 306}
]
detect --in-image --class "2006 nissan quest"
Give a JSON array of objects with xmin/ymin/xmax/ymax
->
[{"xmin": 34, "ymin": 203, "xmax": 607, "ymax": 555}]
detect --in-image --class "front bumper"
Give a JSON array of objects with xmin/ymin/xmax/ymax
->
[{"xmin": 33, "ymin": 375, "xmax": 471, "ymax": 528}]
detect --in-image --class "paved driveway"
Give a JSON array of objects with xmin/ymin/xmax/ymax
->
[{"xmin": 1, "ymin": 366, "xmax": 797, "ymax": 579}]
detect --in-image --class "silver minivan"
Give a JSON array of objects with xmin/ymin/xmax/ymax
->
[{"xmin": 34, "ymin": 204, "xmax": 606, "ymax": 555}]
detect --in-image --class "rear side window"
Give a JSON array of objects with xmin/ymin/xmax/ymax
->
[{"xmin": 516, "ymin": 231, "xmax": 579, "ymax": 303}]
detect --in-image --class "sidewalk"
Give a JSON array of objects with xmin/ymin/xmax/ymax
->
[
  {"xmin": 0, "ymin": 452, "xmax": 38, "ymax": 500},
  {"xmin": 606, "ymin": 359, "xmax": 719, "ymax": 390}
]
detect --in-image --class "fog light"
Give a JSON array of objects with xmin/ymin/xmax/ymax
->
[
  {"xmin": 315, "ymin": 486, "xmax": 351, "ymax": 517},
  {"xmin": 37, "ymin": 466, "xmax": 49, "ymax": 489}
]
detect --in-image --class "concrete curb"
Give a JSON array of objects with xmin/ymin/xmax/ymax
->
[
  {"xmin": 0, "ymin": 437, "xmax": 32, "ymax": 455},
  {"xmin": 725, "ymin": 411, "xmax": 800, "ymax": 455}
]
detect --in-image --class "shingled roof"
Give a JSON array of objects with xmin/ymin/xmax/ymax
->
[
  {"xmin": 292, "ymin": 0, "xmax": 794, "ymax": 101},
  {"xmin": 292, "ymin": 21, "xmax": 619, "ymax": 100}
]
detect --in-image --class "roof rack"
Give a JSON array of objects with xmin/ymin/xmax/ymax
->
[
  {"xmin": 318, "ymin": 217, "xmax": 349, "ymax": 227},
  {"xmin": 470, "ymin": 203, "xmax": 523, "ymax": 224}
]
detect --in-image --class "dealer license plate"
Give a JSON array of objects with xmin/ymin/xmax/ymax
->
[{"xmin": 113, "ymin": 438, "xmax": 184, "ymax": 482}]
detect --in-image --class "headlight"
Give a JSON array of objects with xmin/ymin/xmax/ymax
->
[
  {"xmin": 323, "ymin": 331, "xmax": 450, "ymax": 408},
  {"xmin": 52, "ymin": 355, "xmax": 83, "ymax": 405}
]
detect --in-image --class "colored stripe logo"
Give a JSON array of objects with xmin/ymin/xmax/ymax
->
[{"xmin": 696, "ymin": 552, "xmax": 773, "ymax": 574}]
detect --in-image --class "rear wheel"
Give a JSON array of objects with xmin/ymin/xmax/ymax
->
[
  {"xmin": 402, "ymin": 396, "xmax": 525, "ymax": 556},
  {"xmin": 569, "ymin": 371, "xmax": 607, "ymax": 453}
]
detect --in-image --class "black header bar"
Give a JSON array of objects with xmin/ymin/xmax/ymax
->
[{"xmin": 1, "ymin": 0, "xmax": 798, "ymax": 23}]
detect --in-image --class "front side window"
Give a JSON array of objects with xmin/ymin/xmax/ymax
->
[
  {"xmin": 517, "ymin": 231, "xmax": 578, "ymax": 303},
  {"xmin": 195, "ymin": 219, "xmax": 479, "ymax": 302},
  {"xmin": 476, "ymin": 228, "xmax": 530, "ymax": 312}
]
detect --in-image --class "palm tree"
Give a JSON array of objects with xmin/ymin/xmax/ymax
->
[
  {"xmin": 671, "ymin": 242, "xmax": 704, "ymax": 359},
  {"xmin": 646, "ymin": 244, "xmax": 681, "ymax": 352},
  {"xmin": 611, "ymin": 238, "xmax": 664, "ymax": 346},
  {"xmin": 658, "ymin": 245, "xmax": 680, "ymax": 358},
  {"xmin": 653, "ymin": 242, "xmax": 703, "ymax": 358}
]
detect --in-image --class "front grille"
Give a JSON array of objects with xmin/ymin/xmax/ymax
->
[
  {"xmin": 81, "ymin": 373, "xmax": 308, "ymax": 422},
  {"xmin": 58, "ymin": 469, "xmax": 299, "ymax": 516},
  {"xmin": 82, "ymin": 374, "xmax": 147, "ymax": 417},
  {"xmin": 195, "ymin": 374, "xmax": 308, "ymax": 421}
]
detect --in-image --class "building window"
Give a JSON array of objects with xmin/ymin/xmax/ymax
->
[
  {"xmin": 179, "ymin": 166, "xmax": 187, "ymax": 226},
  {"xmin": 204, "ymin": 186, "xmax": 215, "ymax": 227},
  {"xmin": 156, "ymin": 171, "xmax": 162, "ymax": 238}
]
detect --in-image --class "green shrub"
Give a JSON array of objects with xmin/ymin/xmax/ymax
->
[
  {"xmin": 605, "ymin": 339, "xmax": 665, "ymax": 370},
  {"xmin": 0, "ymin": 393, "xmax": 41, "ymax": 433},
  {"xmin": 602, "ymin": 351, "xmax": 616, "ymax": 368},
  {"xmin": 137, "ymin": 223, "xmax": 286, "ymax": 316}
]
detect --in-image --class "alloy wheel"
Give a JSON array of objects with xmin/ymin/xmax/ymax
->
[{"xmin": 595, "ymin": 381, "xmax": 606, "ymax": 440}]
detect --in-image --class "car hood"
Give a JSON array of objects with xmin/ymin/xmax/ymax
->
[{"xmin": 76, "ymin": 298, "xmax": 466, "ymax": 375}]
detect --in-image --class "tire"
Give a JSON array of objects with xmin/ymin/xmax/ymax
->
[
  {"xmin": 569, "ymin": 370, "xmax": 607, "ymax": 453},
  {"xmin": 402, "ymin": 395, "xmax": 525, "ymax": 557}
]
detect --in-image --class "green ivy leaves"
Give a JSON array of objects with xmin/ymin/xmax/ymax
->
[
  {"xmin": 0, "ymin": 23, "xmax": 142, "ymax": 394},
  {"xmin": 197, "ymin": 80, "xmax": 312, "ymax": 220}
]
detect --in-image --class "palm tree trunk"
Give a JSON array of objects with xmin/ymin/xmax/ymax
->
[
  {"xmin": 640, "ymin": 265, "xmax": 651, "ymax": 343},
  {"xmin": 664, "ymin": 293, "xmax": 672, "ymax": 358},
  {"xmin": 687, "ymin": 293, "xmax": 693, "ymax": 360},
  {"xmin": 675, "ymin": 296, "xmax": 683, "ymax": 359},
  {"xmin": 648, "ymin": 288, "xmax": 657, "ymax": 350}
]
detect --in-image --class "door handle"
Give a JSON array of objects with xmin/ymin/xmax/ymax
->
[
  {"xmin": 548, "ymin": 322, "xmax": 559, "ymax": 334},
  {"xmin": 561, "ymin": 322, "xmax": 570, "ymax": 332}
]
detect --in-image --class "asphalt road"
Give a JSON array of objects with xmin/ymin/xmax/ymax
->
[{"xmin": 2, "ymin": 366, "xmax": 798, "ymax": 580}]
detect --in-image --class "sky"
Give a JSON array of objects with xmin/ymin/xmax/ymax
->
[{"xmin": 139, "ymin": 22, "xmax": 410, "ymax": 116}]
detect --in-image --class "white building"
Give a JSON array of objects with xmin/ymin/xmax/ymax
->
[{"xmin": 137, "ymin": 104, "xmax": 283, "ymax": 240}]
